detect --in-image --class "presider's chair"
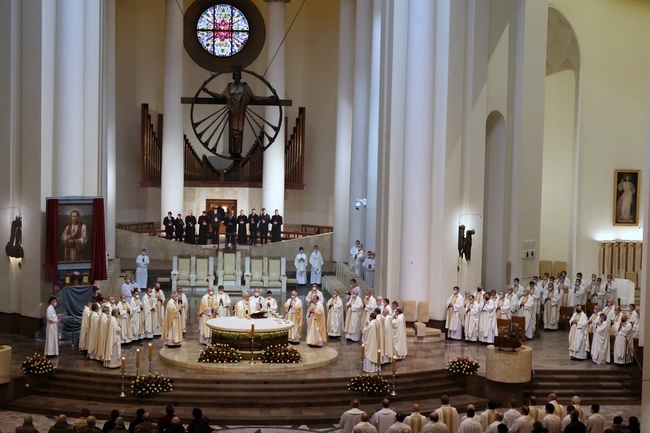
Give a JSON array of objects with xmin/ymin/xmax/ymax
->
[{"xmin": 413, "ymin": 301, "xmax": 442, "ymax": 342}]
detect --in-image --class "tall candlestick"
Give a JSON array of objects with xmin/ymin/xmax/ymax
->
[
  {"xmin": 377, "ymin": 349, "xmax": 381, "ymax": 365},
  {"xmin": 391, "ymin": 355, "xmax": 397, "ymax": 372},
  {"xmin": 121, "ymin": 357, "xmax": 126, "ymax": 373},
  {"xmin": 251, "ymin": 322, "xmax": 255, "ymax": 337},
  {"xmin": 148, "ymin": 343, "xmax": 153, "ymax": 359},
  {"xmin": 136, "ymin": 348, "xmax": 141, "ymax": 365},
  {"xmin": 361, "ymin": 343, "xmax": 365, "ymax": 359}
]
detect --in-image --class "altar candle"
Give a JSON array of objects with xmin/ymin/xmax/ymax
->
[
  {"xmin": 135, "ymin": 348, "xmax": 141, "ymax": 365},
  {"xmin": 391, "ymin": 355, "xmax": 397, "ymax": 372},
  {"xmin": 377, "ymin": 349, "xmax": 381, "ymax": 365},
  {"xmin": 121, "ymin": 357, "xmax": 126, "ymax": 373},
  {"xmin": 148, "ymin": 343, "xmax": 153, "ymax": 359},
  {"xmin": 251, "ymin": 323, "xmax": 255, "ymax": 337},
  {"xmin": 361, "ymin": 343, "xmax": 365, "ymax": 359}
]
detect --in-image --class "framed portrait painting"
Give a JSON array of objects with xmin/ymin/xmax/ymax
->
[
  {"xmin": 58, "ymin": 200, "xmax": 94, "ymax": 265},
  {"xmin": 613, "ymin": 170, "xmax": 640, "ymax": 225}
]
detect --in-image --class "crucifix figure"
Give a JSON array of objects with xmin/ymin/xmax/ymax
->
[{"xmin": 184, "ymin": 68, "xmax": 291, "ymax": 159}]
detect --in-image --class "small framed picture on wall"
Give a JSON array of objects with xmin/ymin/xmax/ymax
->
[{"xmin": 613, "ymin": 170, "xmax": 640, "ymax": 225}]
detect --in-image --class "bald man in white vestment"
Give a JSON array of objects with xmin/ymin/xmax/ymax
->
[
  {"xmin": 420, "ymin": 412, "xmax": 449, "ymax": 433},
  {"xmin": 340, "ymin": 400, "xmax": 364, "ymax": 433},
  {"xmin": 370, "ymin": 399, "xmax": 396, "ymax": 433},
  {"xmin": 591, "ymin": 314, "xmax": 610, "ymax": 365},
  {"xmin": 404, "ymin": 404, "xmax": 427, "ymax": 433}
]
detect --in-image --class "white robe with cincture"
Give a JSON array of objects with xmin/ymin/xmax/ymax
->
[
  {"xmin": 613, "ymin": 322, "xmax": 634, "ymax": 365},
  {"xmin": 591, "ymin": 319, "xmax": 611, "ymax": 365},
  {"xmin": 392, "ymin": 313, "xmax": 408, "ymax": 359},
  {"xmin": 294, "ymin": 252, "xmax": 308, "ymax": 285},
  {"xmin": 309, "ymin": 250, "xmax": 324, "ymax": 285},
  {"xmin": 568, "ymin": 311, "xmax": 588, "ymax": 359},
  {"xmin": 45, "ymin": 305, "xmax": 59, "ymax": 356},
  {"xmin": 445, "ymin": 293, "xmax": 464, "ymax": 340},
  {"xmin": 135, "ymin": 254, "xmax": 149, "ymax": 289}
]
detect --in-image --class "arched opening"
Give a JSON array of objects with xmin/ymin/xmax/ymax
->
[
  {"xmin": 539, "ymin": 7, "xmax": 580, "ymax": 271},
  {"xmin": 482, "ymin": 110, "xmax": 509, "ymax": 288}
]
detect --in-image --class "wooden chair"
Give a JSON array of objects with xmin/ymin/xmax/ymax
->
[
  {"xmin": 559, "ymin": 306, "xmax": 574, "ymax": 330},
  {"xmin": 402, "ymin": 300, "xmax": 417, "ymax": 337},
  {"xmin": 414, "ymin": 301, "xmax": 441, "ymax": 339},
  {"xmin": 586, "ymin": 302, "xmax": 597, "ymax": 316},
  {"xmin": 511, "ymin": 316, "xmax": 526, "ymax": 342},
  {"xmin": 496, "ymin": 318, "xmax": 512, "ymax": 337}
]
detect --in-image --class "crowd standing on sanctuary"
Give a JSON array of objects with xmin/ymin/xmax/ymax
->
[{"xmin": 443, "ymin": 271, "xmax": 638, "ymax": 366}]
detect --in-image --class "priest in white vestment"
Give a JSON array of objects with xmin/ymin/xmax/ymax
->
[
  {"xmin": 495, "ymin": 292, "xmax": 511, "ymax": 321},
  {"xmin": 569, "ymin": 281, "xmax": 585, "ymax": 308},
  {"xmin": 294, "ymin": 247, "xmax": 308, "ymax": 285},
  {"xmin": 613, "ymin": 316, "xmax": 633, "ymax": 365},
  {"xmin": 435, "ymin": 396, "xmax": 460, "ymax": 433},
  {"xmin": 306, "ymin": 295, "xmax": 327, "ymax": 347},
  {"xmin": 135, "ymin": 249, "xmax": 149, "ymax": 290},
  {"xmin": 593, "ymin": 277, "xmax": 607, "ymax": 308},
  {"xmin": 250, "ymin": 288, "xmax": 264, "ymax": 312},
  {"xmin": 543, "ymin": 283, "xmax": 560, "ymax": 330},
  {"xmin": 404, "ymin": 404, "xmax": 427, "ymax": 433},
  {"xmin": 362, "ymin": 290, "xmax": 377, "ymax": 326},
  {"xmin": 584, "ymin": 406, "xmax": 605, "ymax": 433},
  {"xmin": 445, "ymin": 287, "xmax": 464, "ymax": 340},
  {"xmin": 512, "ymin": 278, "xmax": 525, "ymax": 297},
  {"xmin": 78, "ymin": 300, "xmax": 92, "ymax": 352},
  {"xmin": 327, "ymin": 290, "xmax": 344, "ymax": 337},
  {"xmin": 505, "ymin": 288, "xmax": 519, "ymax": 318},
  {"xmin": 457, "ymin": 408, "xmax": 482, "ymax": 433},
  {"xmin": 604, "ymin": 276, "xmax": 617, "ymax": 303},
  {"xmin": 307, "ymin": 284, "xmax": 325, "ymax": 305},
  {"xmin": 591, "ymin": 313, "xmax": 611, "ymax": 365},
  {"xmin": 176, "ymin": 287, "xmax": 188, "ymax": 333},
  {"xmin": 235, "ymin": 292, "xmax": 252, "ymax": 317},
  {"xmin": 117, "ymin": 295, "xmax": 132, "ymax": 344},
  {"xmin": 263, "ymin": 290, "xmax": 278, "ymax": 314},
  {"xmin": 464, "ymin": 296, "xmax": 479, "ymax": 342},
  {"xmin": 478, "ymin": 295, "xmax": 497, "ymax": 344},
  {"xmin": 558, "ymin": 279, "xmax": 570, "ymax": 308},
  {"xmin": 162, "ymin": 293, "xmax": 184, "ymax": 347},
  {"xmin": 216, "ymin": 285, "xmax": 231, "ymax": 317},
  {"xmin": 198, "ymin": 287, "xmax": 216, "ymax": 345},
  {"xmin": 142, "ymin": 288, "xmax": 155, "ymax": 339},
  {"xmin": 392, "ymin": 308, "xmax": 408, "ymax": 359},
  {"xmin": 479, "ymin": 402, "xmax": 498, "ymax": 431},
  {"xmin": 362, "ymin": 251, "xmax": 375, "ymax": 287},
  {"xmin": 350, "ymin": 240, "xmax": 362, "ymax": 270},
  {"xmin": 610, "ymin": 307, "xmax": 623, "ymax": 336},
  {"xmin": 130, "ymin": 290, "xmax": 143, "ymax": 341},
  {"xmin": 362, "ymin": 312, "xmax": 382, "ymax": 372},
  {"xmin": 519, "ymin": 289, "xmax": 535, "ymax": 340},
  {"xmin": 309, "ymin": 245, "xmax": 324, "ymax": 285},
  {"xmin": 284, "ymin": 291, "xmax": 303, "ymax": 343},
  {"xmin": 541, "ymin": 404, "xmax": 562, "ymax": 433},
  {"xmin": 354, "ymin": 245, "xmax": 365, "ymax": 277},
  {"xmin": 345, "ymin": 289, "xmax": 364, "ymax": 341},
  {"xmin": 380, "ymin": 308, "xmax": 395, "ymax": 363},
  {"xmin": 96, "ymin": 307, "xmax": 110, "ymax": 361},
  {"xmin": 103, "ymin": 309, "xmax": 122, "ymax": 368},
  {"xmin": 120, "ymin": 275, "xmax": 138, "ymax": 303},
  {"xmin": 87, "ymin": 305, "xmax": 100, "ymax": 359},
  {"xmin": 153, "ymin": 284, "xmax": 165, "ymax": 336},
  {"xmin": 508, "ymin": 407, "xmax": 534, "ymax": 433},
  {"xmin": 45, "ymin": 297, "xmax": 60, "ymax": 357},
  {"xmin": 568, "ymin": 306, "xmax": 588, "ymax": 360}
]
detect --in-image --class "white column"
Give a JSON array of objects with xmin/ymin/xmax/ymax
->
[
  {"xmin": 640, "ymin": 69, "xmax": 650, "ymax": 431},
  {"xmin": 262, "ymin": 0, "xmax": 288, "ymax": 217},
  {"xmin": 160, "ymin": 0, "xmax": 184, "ymax": 221},
  {"xmin": 332, "ymin": 0, "xmax": 355, "ymax": 263},
  {"xmin": 364, "ymin": 0, "xmax": 382, "ymax": 254},
  {"xmin": 103, "ymin": 0, "xmax": 117, "ymax": 258},
  {"xmin": 348, "ymin": 0, "xmax": 372, "ymax": 249},
  {"xmin": 53, "ymin": 0, "xmax": 86, "ymax": 197},
  {"xmin": 399, "ymin": 0, "xmax": 436, "ymax": 302}
]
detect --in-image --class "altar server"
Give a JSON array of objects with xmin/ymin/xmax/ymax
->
[
  {"xmin": 445, "ymin": 286, "xmax": 464, "ymax": 340},
  {"xmin": 45, "ymin": 297, "xmax": 60, "ymax": 357},
  {"xmin": 103, "ymin": 309, "xmax": 122, "ymax": 369},
  {"xmin": 345, "ymin": 287, "xmax": 363, "ymax": 342},
  {"xmin": 135, "ymin": 249, "xmax": 149, "ymax": 290},
  {"xmin": 294, "ymin": 247, "xmax": 308, "ymax": 285},
  {"xmin": 216, "ymin": 285, "xmax": 231, "ymax": 317},
  {"xmin": 309, "ymin": 245, "xmax": 324, "ymax": 285}
]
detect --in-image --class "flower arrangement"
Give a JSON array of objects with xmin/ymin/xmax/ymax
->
[
  {"xmin": 445, "ymin": 355, "xmax": 480, "ymax": 376},
  {"xmin": 197, "ymin": 343, "xmax": 241, "ymax": 363},
  {"xmin": 260, "ymin": 344, "xmax": 302, "ymax": 363},
  {"xmin": 347, "ymin": 374, "xmax": 389, "ymax": 396},
  {"xmin": 131, "ymin": 373, "xmax": 173, "ymax": 398},
  {"xmin": 21, "ymin": 353, "xmax": 54, "ymax": 376}
]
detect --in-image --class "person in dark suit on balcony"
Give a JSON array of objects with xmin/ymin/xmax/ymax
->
[
  {"xmin": 248, "ymin": 208, "xmax": 259, "ymax": 245},
  {"xmin": 225, "ymin": 210, "xmax": 237, "ymax": 245},
  {"xmin": 163, "ymin": 212, "xmax": 174, "ymax": 240},
  {"xmin": 271, "ymin": 209, "xmax": 283, "ymax": 243},
  {"xmin": 258, "ymin": 208, "xmax": 270, "ymax": 244}
]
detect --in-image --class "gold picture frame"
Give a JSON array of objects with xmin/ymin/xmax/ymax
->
[{"xmin": 613, "ymin": 170, "xmax": 640, "ymax": 225}]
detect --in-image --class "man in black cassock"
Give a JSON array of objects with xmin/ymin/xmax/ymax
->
[
  {"xmin": 225, "ymin": 210, "xmax": 237, "ymax": 245},
  {"xmin": 185, "ymin": 211, "xmax": 197, "ymax": 244},
  {"xmin": 271, "ymin": 209, "xmax": 283, "ymax": 243},
  {"xmin": 237, "ymin": 210, "xmax": 248, "ymax": 245},
  {"xmin": 248, "ymin": 208, "xmax": 259, "ymax": 246},
  {"xmin": 174, "ymin": 214, "xmax": 184, "ymax": 242},
  {"xmin": 198, "ymin": 211, "xmax": 209, "ymax": 245},
  {"xmin": 259, "ymin": 208, "xmax": 270, "ymax": 244},
  {"xmin": 163, "ymin": 211, "xmax": 174, "ymax": 240}
]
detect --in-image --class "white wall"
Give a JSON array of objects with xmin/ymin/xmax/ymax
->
[{"xmin": 549, "ymin": 0, "xmax": 650, "ymax": 275}]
